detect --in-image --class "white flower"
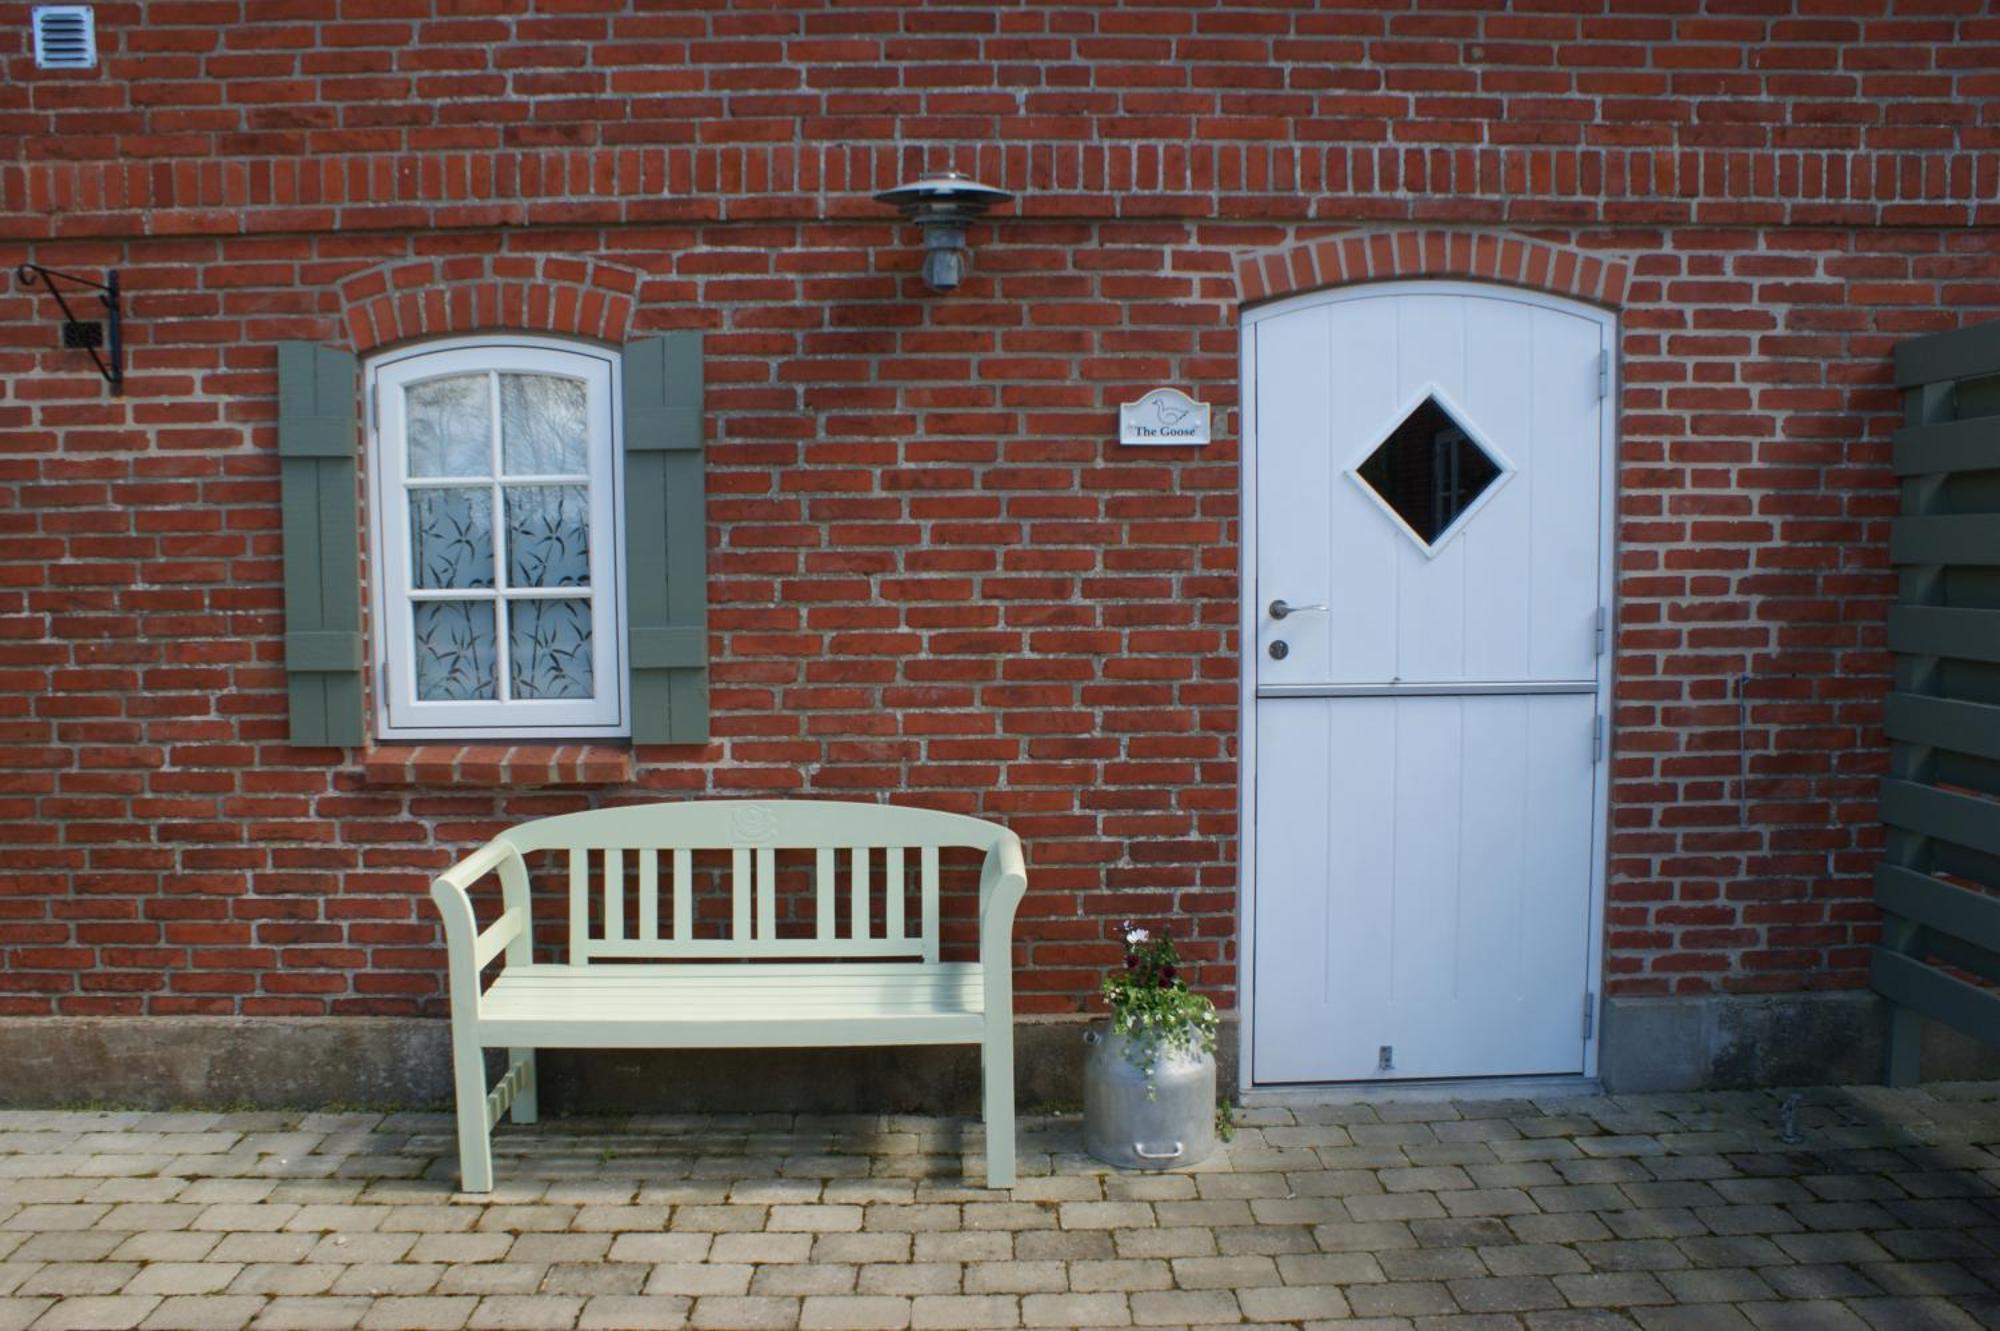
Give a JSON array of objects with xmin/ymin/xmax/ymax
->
[{"xmin": 1125, "ymin": 926, "xmax": 1150, "ymax": 945}]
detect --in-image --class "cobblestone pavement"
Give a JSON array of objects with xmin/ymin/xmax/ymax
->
[{"xmin": 3, "ymin": 1085, "xmax": 2000, "ymax": 1330}]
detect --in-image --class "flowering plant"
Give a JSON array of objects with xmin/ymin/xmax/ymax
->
[{"xmin": 1100, "ymin": 922, "xmax": 1219, "ymax": 1087}]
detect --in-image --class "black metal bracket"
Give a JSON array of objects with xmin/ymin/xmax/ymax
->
[{"xmin": 16, "ymin": 263, "xmax": 121, "ymax": 391}]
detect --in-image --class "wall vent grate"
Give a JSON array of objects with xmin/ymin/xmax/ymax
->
[{"xmin": 32, "ymin": 6, "xmax": 96, "ymax": 70}]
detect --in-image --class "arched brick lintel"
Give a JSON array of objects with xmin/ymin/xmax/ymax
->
[
  {"xmin": 335, "ymin": 255, "xmax": 645, "ymax": 353},
  {"xmin": 1237, "ymin": 231, "xmax": 1629, "ymax": 309}
]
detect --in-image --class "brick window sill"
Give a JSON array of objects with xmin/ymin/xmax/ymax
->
[{"xmin": 359, "ymin": 743, "xmax": 633, "ymax": 788}]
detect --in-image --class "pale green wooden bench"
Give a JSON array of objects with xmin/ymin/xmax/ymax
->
[{"xmin": 429, "ymin": 798, "xmax": 1029, "ymax": 1192}]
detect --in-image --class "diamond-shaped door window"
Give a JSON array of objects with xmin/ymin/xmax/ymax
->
[{"xmin": 1352, "ymin": 393, "xmax": 1508, "ymax": 552}]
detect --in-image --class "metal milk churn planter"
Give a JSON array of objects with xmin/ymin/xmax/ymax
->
[{"xmin": 1082, "ymin": 1024, "xmax": 1217, "ymax": 1170}]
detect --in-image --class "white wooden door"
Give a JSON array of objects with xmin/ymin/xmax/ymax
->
[{"xmin": 1246, "ymin": 284, "xmax": 1612, "ymax": 1084}]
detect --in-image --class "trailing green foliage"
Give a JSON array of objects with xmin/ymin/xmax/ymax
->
[{"xmin": 1100, "ymin": 921, "xmax": 1219, "ymax": 1088}]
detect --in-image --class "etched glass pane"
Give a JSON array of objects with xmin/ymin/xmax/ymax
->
[
  {"xmin": 505, "ymin": 485, "xmax": 591, "ymax": 588},
  {"xmin": 509, "ymin": 599, "xmax": 593, "ymax": 700},
  {"xmin": 500, "ymin": 373, "xmax": 587, "ymax": 476},
  {"xmin": 412, "ymin": 600, "xmax": 497, "ymax": 700},
  {"xmin": 406, "ymin": 374, "xmax": 491, "ymax": 477},
  {"xmin": 408, "ymin": 488, "xmax": 494, "ymax": 590},
  {"xmin": 1355, "ymin": 396, "xmax": 1502, "ymax": 546}
]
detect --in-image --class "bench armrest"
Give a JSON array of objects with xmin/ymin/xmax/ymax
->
[
  {"xmin": 984, "ymin": 823, "xmax": 1032, "ymax": 959},
  {"xmin": 431, "ymin": 837, "xmax": 533, "ymax": 1018}
]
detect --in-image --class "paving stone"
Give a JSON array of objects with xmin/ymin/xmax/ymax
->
[
  {"xmin": 1171, "ymin": 1254, "xmax": 1282, "ymax": 1289},
  {"xmin": 1576, "ymin": 1238, "xmax": 1692, "ymax": 1272},
  {"xmin": 408, "ymin": 1233, "xmax": 514, "ymax": 1264},
  {"xmin": 812, "ymin": 1234, "xmax": 910, "ymax": 1264},
  {"xmin": 963, "ymin": 1260, "xmax": 1066, "ymax": 1294},
  {"xmin": 249, "ymin": 1297, "xmax": 375, "ymax": 1330},
  {"xmin": 1762, "ymin": 1263, "xmax": 1886, "ymax": 1299},
  {"xmin": 1552, "ymin": 1271, "xmax": 1676, "ymax": 1307},
  {"xmin": 1235, "ymin": 1284, "xmax": 1345, "ymax": 1322},
  {"xmin": 226, "ymin": 1264, "xmax": 340, "ymax": 1297},
  {"xmin": 1856, "ymin": 1261, "xmax": 1991, "ymax": 1297},
  {"xmin": 712, "ymin": 1232, "xmax": 814, "ymax": 1264},
  {"xmin": 28, "ymin": 1294, "xmax": 159, "ymax": 1330},
  {"xmin": 357, "ymin": 1295, "xmax": 478, "ymax": 1330},
  {"xmin": 543, "ymin": 1261, "xmax": 650, "ymax": 1295},
  {"xmin": 854, "ymin": 1262, "xmax": 959, "ymax": 1297},
  {"xmin": 798, "ymin": 1295, "xmax": 913, "ymax": 1330},
  {"xmin": 328, "ymin": 1262, "xmax": 445, "ymax": 1296},
  {"xmin": 433, "ymin": 1263, "xmax": 548, "ymax": 1296},
  {"xmin": 911, "ymin": 1231, "xmax": 1009, "ymax": 1263},
  {"xmin": 1635, "ymin": 1306, "xmax": 1759, "ymax": 1331},
  {"xmin": 1739, "ymin": 1300, "xmax": 1871, "ymax": 1329},
  {"xmin": 1059, "ymin": 1203, "xmax": 1153, "ymax": 1231},
  {"xmin": 1345, "ymin": 1280, "xmax": 1457, "ymax": 1317},
  {"xmin": 111, "ymin": 1232, "xmax": 223, "ymax": 1263},
  {"xmin": 1111, "ymin": 1226, "xmax": 1213, "ymax": 1259},
  {"xmin": 577, "ymin": 1295, "xmax": 693, "ymax": 1330},
  {"xmin": 1216, "ymin": 1223, "xmax": 1320, "ymax": 1256},
  {"xmin": 907, "ymin": 1293, "xmax": 1018, "ymax": 1329},
  {"xmin": 1127, "ymin": 1289, "xmax": 1241, "ymax": 1325},
  {"xmin": 138, "ymin": 1294, "xmax": 270, "ymax": 1331},
  {"xmin": 1657, "ymin": 1267, "xmax": 1778, "ymax": 1303},
  {"xmin": 647, "ymin": 1263, "xmax": 756, "ymax": 1297},
  {"xmin": 125, "ymin": 1263, "xmax": 242, "ymax": 1296},
  {"xmin": 1068, "ymin": 1259, "xmax": 1173, "ymax": 1293},
  {"xmin": 465, "ymin": 1294, "xmax": 587, "ymax": 1329},
  {"xmin": 1448, "ymin": 1274, "xmax": 1566, "ymax": 1311},
  {"xmin": 1481, "ymin": 1243, "xmax": 1590, "ymax": 1276},
  {"xmin": 1378, "ymin": 1246, "xmax": 1486, "ymax": 1281}
]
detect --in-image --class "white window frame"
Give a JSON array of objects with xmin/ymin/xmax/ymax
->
[{"xmin": 367, "ymin": 336, "xmax": 628, "ymax": 740}]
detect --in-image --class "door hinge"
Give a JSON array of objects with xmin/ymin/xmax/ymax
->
[
  {"xmin": 1597, "ymin": 348, "xmax": 1610, "ymax": 401},
  {"xmin": 368, "ymin": 384, "xmax": 379, "ymax": 434},
  {"xmin": 1594, "ymin": 605, "xmax": 1608, "ymax": 658},
  {"xmin": 1592, "ymin": 714, "xmax": 1605, "ymax": 763},
  {"xmin": 1583, "ymin": 990, "xmax": 1597, "ymax": 1041}
]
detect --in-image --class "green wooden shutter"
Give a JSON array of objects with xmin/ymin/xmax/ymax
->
[
  {"xmin": 277, "ymin": 341, "xmax": 364, "ymax": 747},
  {"xmin": 622, "ymin": 333, "xmax": 709, "ymax": 744}
]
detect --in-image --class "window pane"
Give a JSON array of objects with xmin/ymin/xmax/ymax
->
[
  {"xmin": 505, "ymin": 485, "xmax": 591, "ymax": 588},
  {"xmin": 510, "ymin": 599, "xmax": 593, "ymax": 700},
  {"xmin": 406, "ymin": 374, "xmax": 491, "ymax": 477},
  {"xmin": 500, "ymin": 373, "xmax": 587, "ymax": 475},
  {"xmin": 1355, "ymin": 396, "xmax": 1503, "ymax": 546},
  {"xmin": 409, "ymin": 488, "xmax": 494, "ymax": 590},
  {"xmin": 413, "ymin": 600, "xmax": 497, "ymax": 700}
]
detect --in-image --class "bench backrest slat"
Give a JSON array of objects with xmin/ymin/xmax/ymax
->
[
  {"xmin": 503, "ymin": 800, "xmax": 1003, "ymax": 965},
  {"xmin": 673, "ymin": 848, "xmax": 693, "ymax": 943},
  {"xmin": 637, "ymin": 851, "xmax": 658, "ymax": 944},
  {"xmin": 568, "ymin": 849, "xmax": 589, "ymax": 960},
  {"xmin": 886, "ymin": 847, "xmax": 904, "ymax": 944},
  {"xmin": 921, "ymin": 845, "xmax": 940, "ymax": 964},
  {"xmin": 605, "ymin": 850, "xmax": 623, "ymax": 945},
  {"xmin": 816, "ymin": 847, "xmax": 836, "ymax": 943},
  {"xmin": 850, "ymin": 846, "xmax": 868, "ymax": 941}
]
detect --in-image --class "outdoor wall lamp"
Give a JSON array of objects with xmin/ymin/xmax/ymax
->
[{"xmin": 873, "ymin": 172, "xmax": 1013, "ymax": 293}]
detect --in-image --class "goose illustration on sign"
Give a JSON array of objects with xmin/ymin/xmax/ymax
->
[{"xmin": 1119, "ymin": 387, "xmax": 1211, "ymax": 447}]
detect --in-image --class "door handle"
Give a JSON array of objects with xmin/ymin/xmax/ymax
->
[{"xmin": 1268, "ymin": 599, "xmax": 1328, "ymax": 620}]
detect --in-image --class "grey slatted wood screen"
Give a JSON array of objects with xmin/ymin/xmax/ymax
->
[
  {"xmin": 622, "ymin": 333, "xmax": 709, "ymax": 743},
  {"xmin": 1876, "ymin": 317, "xmax": 2000, "ymax": 1083},
  {"xmin": 277, "ymin": 342, "xmax": 364, "ymax": 747}
]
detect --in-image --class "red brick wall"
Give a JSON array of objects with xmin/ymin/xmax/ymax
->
[{"xmin": 2, "ymin": 2, "xmax": 1997, "ymax": 1021}]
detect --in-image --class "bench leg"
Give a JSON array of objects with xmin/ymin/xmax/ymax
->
[
  {"xmin": 451, "ymin": 1033, "xmax": 494, "ymax": 1194},
  {"xmin": 982, "ymin": 1029, "xmax": 1016, "ymax": 1189},
  {"xmin": 509, "ymin": 1047, "xmax": 539, "ymax": 1125}
]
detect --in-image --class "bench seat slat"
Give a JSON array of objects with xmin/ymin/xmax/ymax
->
[{"xmin": 474, "ymin": 962, "xmax": 986, "ymax": 1048}]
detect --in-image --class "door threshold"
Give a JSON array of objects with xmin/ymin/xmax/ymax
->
[{"xmin": 1241, "ymin": 1074, "xmax": 1601, "ymax": 1107}]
